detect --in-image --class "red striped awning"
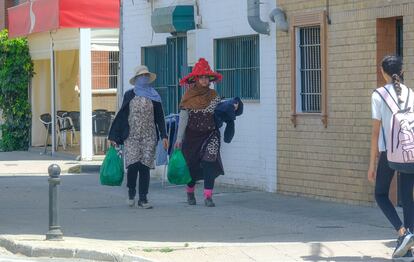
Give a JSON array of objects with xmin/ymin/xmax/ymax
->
[{"xmin": 8, "ymin": 0, "xmax": 119, "ymax": 38}]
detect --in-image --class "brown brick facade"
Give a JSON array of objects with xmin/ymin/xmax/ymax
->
[
  {"xmin": 92, "ymin": 51, "xmax": 110, "ymax": 90},
  {"xmin": 92, "ymin": 94, "xmax": 117, "ymax": 112},
  {"xmin": 91, "ymin": 51, "xmax": 119, "ymax": 90},
  {"xmin": 277, "ymin": 0, "xmax": 414, "ymax": 205}
]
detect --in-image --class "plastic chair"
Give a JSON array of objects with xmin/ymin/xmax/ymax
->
[
  {"xmin": 67, "ymin": 111, "xmax": 80, "ymax": 145},
  {"xmin": 92, "ymin": 111, "xmax": 112, "ymax": 154},
  {"xmin": 56, "ymin": 110, "xmax": 68, "ymax": 117},
  {"xmin": 57, "ymin": 115, "xmax": 76, "ymax": 149},
  {"xmin": 67, "ymin": 111, "xmax": 80, "ymax": 131},
  {"xmin": 108, "ymin": 111, "xmax": 116, "ymax": 122},
  {"xmin": 39, "ymin": 113, "xmax": 52, "ymax": 154}
]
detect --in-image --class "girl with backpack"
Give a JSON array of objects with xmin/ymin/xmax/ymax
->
[{"xmin": 369, "ymin": 55, "xmax": 414, "ymax": 258}]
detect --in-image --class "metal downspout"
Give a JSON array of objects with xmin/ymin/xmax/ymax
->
[{"xmin": 247, "ymin": 0, "xmax": 270, "ymax": 35}]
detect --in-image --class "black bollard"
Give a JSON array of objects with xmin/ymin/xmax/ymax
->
[{"xmin": 46, "ymin": 164, "xmax": 63, "ymax": 240}]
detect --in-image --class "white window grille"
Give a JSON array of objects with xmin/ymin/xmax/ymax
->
[{"xmin": 295, "ymin": 26, "xmax": 321, "ymax": 113}]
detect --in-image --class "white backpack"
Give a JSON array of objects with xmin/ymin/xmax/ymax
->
[{"xmin": 375, "ymin": 86, "xmax": 414, "ymax": 173}]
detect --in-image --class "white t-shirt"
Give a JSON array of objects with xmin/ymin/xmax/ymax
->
[{"xmin": 371, "ymin": 83, "xmax": 410, "ymax": 151}]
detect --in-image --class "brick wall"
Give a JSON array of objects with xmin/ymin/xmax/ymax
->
[
  {"xmin": 92, "ymin": 94, "xmax": 117, "ymax": 112},
  {"xmin": 92, "ymin": 51, "xmax": 110, "ymax": 89},
  {"xmin": 277, "ymin": 0, "xmax": 414, "ymax": 205}
]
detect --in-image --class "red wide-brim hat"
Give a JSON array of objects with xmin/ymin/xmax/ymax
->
[{"xmin": 179, "ymin": 58, "xmax": 223, "ymax": 86}]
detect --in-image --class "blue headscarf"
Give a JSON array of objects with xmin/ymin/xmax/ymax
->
[{"xmin": 133, "ymin": 76, "xmax": 162, "ymax": 102}]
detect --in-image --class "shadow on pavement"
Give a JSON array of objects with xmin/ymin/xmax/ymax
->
[{"xmin": 301, "ymin": 242, "xmax": 390, "ymax": 261}]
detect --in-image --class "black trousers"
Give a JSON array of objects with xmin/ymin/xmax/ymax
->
[
  {"xmin": 127, "ymin": 162, "xmax": 150, "ymax": 201},
  {"xmin": 187, "ymin": 161, "xmax": 216, "ymax": 190},
  {"xmin": 375, "ymin": 152, "xmax": 414, "ymax": 232}
]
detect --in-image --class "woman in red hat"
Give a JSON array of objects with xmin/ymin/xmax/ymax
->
[{"xmin": 175, "ymin": 58, "xmax": 224, "ymax": 207}]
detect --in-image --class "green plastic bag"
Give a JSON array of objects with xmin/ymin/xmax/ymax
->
[
  {"xmin": 100, "ymin": 146, "xmax": 124, "ymax": 186},
  {"xmin": 167, "ymin": 149, "xmax": 192, "ymax": 185}
]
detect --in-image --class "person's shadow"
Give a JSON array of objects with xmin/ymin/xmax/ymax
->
[{"xmin": 301, "ymin": 242, "xmax": 393, "ymax": 262}]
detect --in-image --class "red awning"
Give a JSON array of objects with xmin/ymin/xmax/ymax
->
[{"xmin": 8, "ymin": 0, "xmax": 119, "ymax": 38}]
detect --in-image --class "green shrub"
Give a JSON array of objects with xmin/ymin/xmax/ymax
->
[{"xmin": 0, "ymin": 30, "xmax": 34, "ymax": 151}]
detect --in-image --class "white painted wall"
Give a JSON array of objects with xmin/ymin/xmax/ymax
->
[{"xmin": 122, "ymin": 0, "xmax": 277, "ymax": 192}]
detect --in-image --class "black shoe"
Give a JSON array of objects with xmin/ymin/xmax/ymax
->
[
  {"xmin": 393, "ymin": 231, "xmax": 414, "ymax": 258},
  {"xmin": 187, "ymin": 192, "xmax": 196, "ymax": 205},
  {"xmin": 137, "ymin": 200, "xmax": 153, "ymax": 209},
  {"xmin": 204, "ymin": 198, "xmax": 215, "ymax": 207}
]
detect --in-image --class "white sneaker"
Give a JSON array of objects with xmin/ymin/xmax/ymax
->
[{"xmin": 127, "ymin": 198, "xmax": 135, "ymax": 207}]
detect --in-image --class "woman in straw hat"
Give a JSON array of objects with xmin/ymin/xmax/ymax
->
[
  {"xmin": 175, "ymin": 58, "xmax": 224, "ymax": 207},
  {"xmin": 109, "ymin": 66, "xmax": 168, "ymax": 209}
]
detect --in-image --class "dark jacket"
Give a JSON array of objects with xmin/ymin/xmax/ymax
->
[
  {"xmin": 108, "ymin": 89, "xmax": 167, "ymax": 145},
  {"xmin": 214, "ymin": 97, "xmax": 244, "ymax": 143}
]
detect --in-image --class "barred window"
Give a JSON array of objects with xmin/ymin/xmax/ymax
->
[
  {"xmin": 142, "ymin": 45, "xmax": 168, "ymax": 112},
  {"xmin": 296, "ymin": 26, "xmax": 321, "ymax": 113},
  {"xmin": 215, "ymin": 35, "xmax": 260, "ymax": 100},
  {"xmin": 91, "ymin": 51, "xmax": 119, "ymax": 89},
  {"xmin": 143, "ymin": 38, "xmax": 190, "ymax": 116},
  {"xmin": 290, "ymin": 11, "xmax": 327, "ymax": 127}
]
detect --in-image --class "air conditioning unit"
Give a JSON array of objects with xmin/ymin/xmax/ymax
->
[{"xmin": 151, "ymin": 5, "xmax": 195, "ymax": 34}]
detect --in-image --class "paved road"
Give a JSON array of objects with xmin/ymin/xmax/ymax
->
[{"xmin": 0, "ymin": 172, "xmax": 400, "ymax": 261}]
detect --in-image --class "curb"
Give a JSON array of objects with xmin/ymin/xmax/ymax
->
[
  {"xmin": 0, "ymin": 236, "xmax": 153, "ymax": 262},
  {"xmin": 80, "ymin": 164, "xmax": 101, "ymax": 173},
  {"xmin": 67, "ymin": 164, "xmax": 101, "ymax": 174}
]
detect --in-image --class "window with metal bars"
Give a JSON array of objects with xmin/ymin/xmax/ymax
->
[
  {"xmin": 215, "ymin": 35, "xmax": 260, "ymax": 100},
  {"xmin": 166, "ymin": 36, "xmax": 190, "ymax": 114},
  {"xmin": 142, "ymin": 37, "xmax": 190, "ymax": 115},
  {"xmin": 296, "ymin": 26, "xmax": 321, "ymax": 113},
  {"xmin": 91, "ymin": 51, "xmax": 119, "ymax": 89},
  {"xmin": 142, "ymin": 45, "xmax": 168, "ymax": 113}
]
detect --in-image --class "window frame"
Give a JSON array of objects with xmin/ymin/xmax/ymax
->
[{"xmin": 290, "ymin": 11, "xmax": 328, "ymax": 127}]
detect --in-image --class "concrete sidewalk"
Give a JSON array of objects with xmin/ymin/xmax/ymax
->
[
  {"xmin": 0, "ymin": 151, "xmax": 101, "ymax": 175},
  {"xmin": 0, "ymin": 166, "xmax": 402, "ymax": 261}
]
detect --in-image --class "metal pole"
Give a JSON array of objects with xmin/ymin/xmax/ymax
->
[
  {"xmin": 50, "ymin": 35, "xmax": 56, "ymax": 155},
  {"xmin": 46, "ymin": 164, "xmax": 63, "ymax": 240},
  {"xmin": 79, "ymin": 28, "xmax": 93, "ymax": 160},
  {"xmin": 117, "ymin": 0, "xmax": 124, "ymax": 107}
]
